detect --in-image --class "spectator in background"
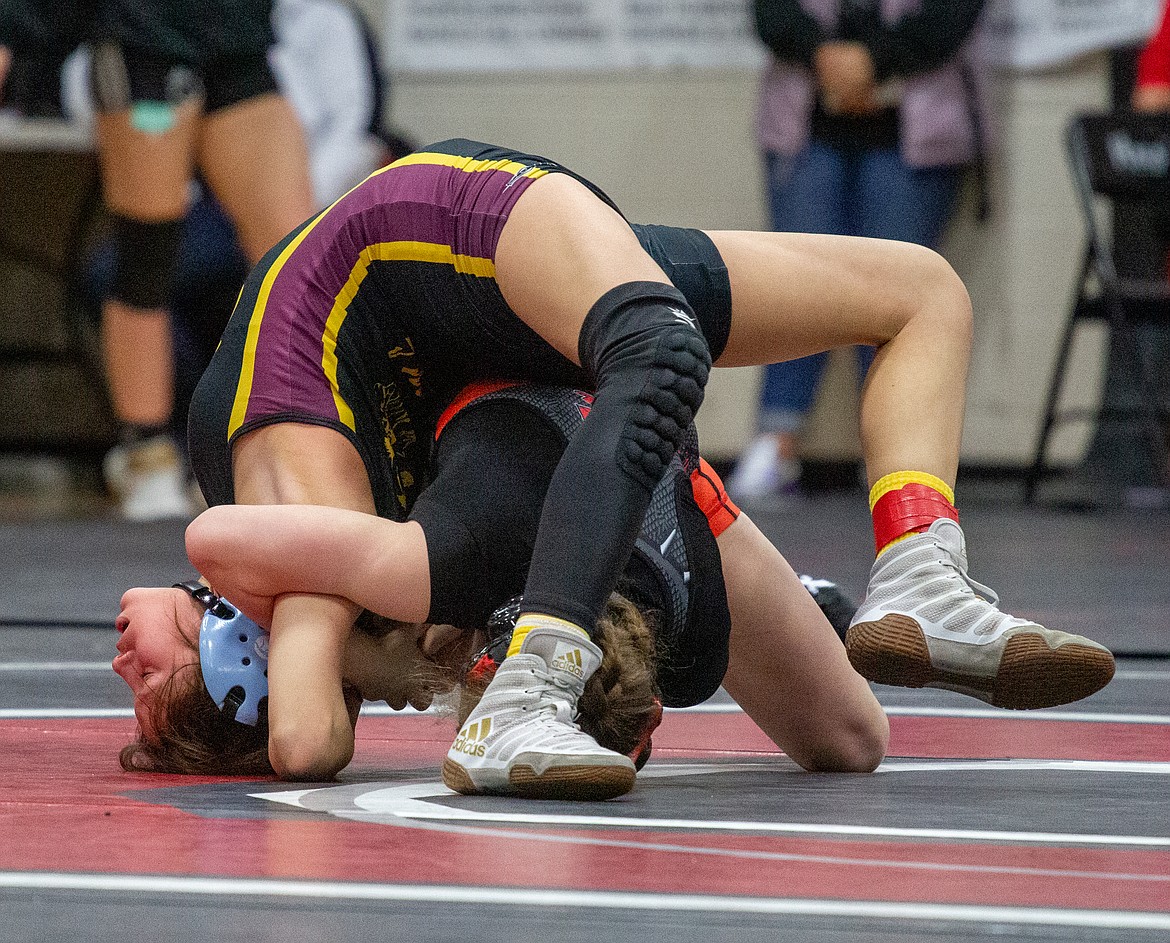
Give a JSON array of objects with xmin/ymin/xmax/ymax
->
[
  {"xmin": 62, "ymin": 0, "xmax": 414, "ymax": 478},
  {"xmin": 269, "ymin": 0, "xmax": 413, "ymax": 207},
  {"xmin": 730, "ymin": 0, "xmax": 987, "ymax": 500},
  {"xmin": 1, "ymin": 0, "xmax": 316, "ymax": 520}
]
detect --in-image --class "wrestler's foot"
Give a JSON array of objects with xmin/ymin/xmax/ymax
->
[
  {"xmin": 443, "ymin": 625, "xmax": 636, "ymax": 800},
  {"xmin": 845, "ymin": 519, "xmax": 1115, "ymax": 709}
]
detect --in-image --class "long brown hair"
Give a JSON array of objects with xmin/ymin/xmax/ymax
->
[
  {"xmin": 119, "ymin": 661, "xmax": 273, "ymax": 775},
  {"xmin": 121, "ymin": 596, "xmax": 659, "ymax": 776}
]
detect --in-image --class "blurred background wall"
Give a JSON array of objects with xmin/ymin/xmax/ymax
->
[{"xmin": 366, "ymin": 17, "xmax": 1113, "ymax": 465}]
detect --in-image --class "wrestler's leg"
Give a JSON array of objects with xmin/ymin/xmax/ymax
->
[
  {"xmin": 198, "ymin": 92, "xmax": 316, "ymax": 264},
  {"xmin": 718, "ymin": 513, "xmax": 888, "ymax": 772},
  {"xmin": 446, "ymin": 176, "xmax": 686, "ymax": 797},
  {"xmin": 706, "ymin": 230, "xmax": 971, "ymax": 487},
  {"xmin": 708, "ymin": 230, "xmax": 1114, "ymax": 709},
  {"xmin": 494, "ymin": 173, "xmax": 709, "ymax": 633},
  {"xmin": 495, "ymin": 173, "xmax": 673, "ymax": 360},
  {"xmin": 95, "ymin": 100, "xmax": 201, "ymax": 431}
]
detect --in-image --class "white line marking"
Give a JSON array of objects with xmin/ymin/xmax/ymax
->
[
  {"xmin": 1115, "ymin": 669, "xmax": 1170, "ymax": 680},
  {"xmin": 0, "ymin": 662, "xmax": 111, "ymax": 672},
  {"xmin": 4, "ymin": 703, "xmax": 1170, "ymax": 725},
  {"xmin": 667, "ymin": 702, "xmax": 1170, "ymax": 725},
  {"xmin": 349, "ymin": 814, "xmax": 1170, "ymax": 884},
  {"xmin": 0, "ymin": 873, "xmax": 1167, "ymax": 929},
  {"xmin": 0, "ymin": 708, "xmax": 132, "ymax": 718},
  {"xmin": 883, "ymin": 705, "xmax": 1170, "ymax": 724},
  {"xmin": 367, "ymin": 809, "xmax": 1170, "ymax": 848},
  {"xmin": 260, "ymin": 779, "xmax": 1170, "ymax": 848}
]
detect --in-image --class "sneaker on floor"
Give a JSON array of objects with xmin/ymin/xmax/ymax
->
[
  {"xmin": 443, "ymin": 625, "xmax": 636, "ymax": 800},
  {"xmin": 727, "ymin": 434, "xmax": 801, "ymax": 500},
  {"xmin": 799, "ymin": 574, "xmax": 857, "ymax": 643},
  {"xmin": 845, "ymin": 519, "xmax": 1115, "ymax": 709},
  {"xmin": 103, "ymin": 435, "xmax": 197, "ymax": 521}
]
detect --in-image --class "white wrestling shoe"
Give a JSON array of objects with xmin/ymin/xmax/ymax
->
[
  {"xmin": 442, "ymin": 625, "xmax": 636, "ymax": 800},
  {"xmin": 103, "ymin": 435, "xmax": 197, "ymax": 521},
  {"xmin": 845, "ymin": 518, "xmax": 1115, "ymax": 710}
]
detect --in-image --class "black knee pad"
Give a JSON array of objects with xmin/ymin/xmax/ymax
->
[
  {"xmin": 108, "ymin": 213, "xmax": 184, "ymax": 310},
  {"xmin": 579, "ymin": 281, "xmax": 711, "ymax": 490}
]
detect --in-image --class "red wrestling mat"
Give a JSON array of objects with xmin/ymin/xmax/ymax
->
[{"xmin": 3, "ymin": 710, "xmax": 1168, "ymax": 917}]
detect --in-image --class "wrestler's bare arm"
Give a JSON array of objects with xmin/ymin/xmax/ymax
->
[
  {"xmin": 187, "ymin": 423, "xmax": 436, "ymax": 779},
  {"xmin": 717, "ymin": 514, "xmax": 889, "ymax": 773},
  {"xmin": 185, "ymin": 503, "xmax": 432, "ymax": 625},
  {"xmin": 266, "ymin": 591, "xmax": 356, "ymax": 779}
]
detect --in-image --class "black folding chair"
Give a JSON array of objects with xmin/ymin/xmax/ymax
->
[{"xmin": 1024, "ymin": 111, "xmax": 1170, "ymax": 504}]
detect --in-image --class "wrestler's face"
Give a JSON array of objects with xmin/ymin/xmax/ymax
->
[{"xmin": 112, "ymin": 587, "xmax": 202, "ymax": 741}]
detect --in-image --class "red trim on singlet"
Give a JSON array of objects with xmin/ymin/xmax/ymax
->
[
  {"xmin": 434, "ymin": 380, "xmax": 522, "ymax": 440},
  {"xmin": 437, "ymin": 381, "xmax": 737, "ymax": 539},
  {"xmin": 690, "ymin": 458, "xmax": 740, "ymax": 537}
]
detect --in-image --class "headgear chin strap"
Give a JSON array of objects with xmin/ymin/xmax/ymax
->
[
  {"xmin": 465, "ymin": 594, "xmax": 661, "ymax": 770},
  {"xmin": 174, "ymin": 581, "xmax": 269, "ymax": 726}
]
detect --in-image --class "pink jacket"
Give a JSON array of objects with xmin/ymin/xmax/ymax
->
[{"xmin": 755, "ymin": 0, "xmax": 989, "ymax": 167}]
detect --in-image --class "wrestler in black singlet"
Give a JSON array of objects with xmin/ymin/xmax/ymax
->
[{"xmin": 409, "ymin": 382, "xmax": 740, "ymax": 708}]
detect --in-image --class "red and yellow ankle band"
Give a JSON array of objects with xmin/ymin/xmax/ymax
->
[{"xmin": 869, "ymin": 470, "xmax": 958, "ymax": 555}]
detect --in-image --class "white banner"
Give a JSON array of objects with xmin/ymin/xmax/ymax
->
[
  {"xmin": 383, "ymin": 0, "xmax": 1163, "ymax": 75},
  {"xmin": 384, "ymin": 0, "xmax": 765, "ymax": 73},
  {"xmin": 985, "ymin": 0, "xmax": 1162, "ymax": 71}
]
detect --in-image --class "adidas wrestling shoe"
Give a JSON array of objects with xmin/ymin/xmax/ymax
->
[
  {"xmin": 443, "ymin": 625, "xmax": 636, "ymax": 800},
  {"xmin": 845, "ymin": 518, "xmax": 1115, "ymax": 709}
]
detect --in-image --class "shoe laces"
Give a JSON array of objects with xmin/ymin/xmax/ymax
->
[
  {"xmin": 522, "ymin": 664, "xmax": 582, "ymax": 726},
  {"xmin": 927, "ymin": 538, "xmax": 1003, "ymax": 635}
]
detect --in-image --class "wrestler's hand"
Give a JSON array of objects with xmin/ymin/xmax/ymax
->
[{"xmin": 374, "ymin": 628, "xmax": 436, "ymax": 711}]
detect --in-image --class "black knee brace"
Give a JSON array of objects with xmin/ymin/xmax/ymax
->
[
  {"xmin": 108, "ymin": 213, "xmax": 184, "ymax": 310},
  {"xmin": 522, "ymin": 281, "xmax": 711, "ymax": 634},
  {"xmin": 579, "ymin": 281, "xmax": 712, "ymax": 489}
]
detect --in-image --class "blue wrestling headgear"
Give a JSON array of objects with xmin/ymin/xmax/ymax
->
[{"xmin": 174, "ymin": 581, "xmax": 269, "ymax": 726}]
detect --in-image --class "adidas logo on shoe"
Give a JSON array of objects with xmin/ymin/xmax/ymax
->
[
  {"xmin": 452, "ymin": 717, "xmax": 492, "ymax": 757},
  {"xmin": 550, "ymin": 642, "xmax": 584, "ymax": 679}
]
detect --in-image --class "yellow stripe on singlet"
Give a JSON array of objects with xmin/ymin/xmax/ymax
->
[
  {"xmin": 225, "ymin": 161, "xmax": 404, "ymax": 440},
  {"xmin": 386, "ymin": 150, "xmax": 550, "ymax": 181},
  {"xmin": 320, "ymin": 241, "xmax": 497, "ymax": 430},
  {"xmin": 227, "ymin": 210, "xmax": 334, "ymax": 439},
  {"xmin": 229, "ymin": 151, "xmax": 544, "ymax": 439}
]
